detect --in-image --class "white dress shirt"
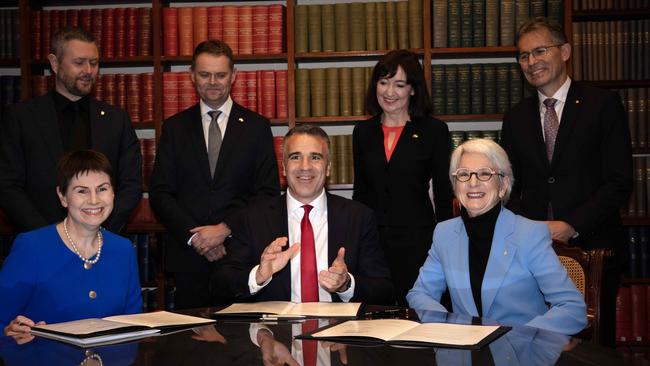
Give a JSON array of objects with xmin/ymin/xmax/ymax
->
[
  {"xmin": 537, "ymin": 77, "xmax": 571, "ymax": 141},
  {"xmin": 199, "ymin": 96, "xmax": 233, "ymax": 150},
  {"xmin": 248, "ymin": 189, "xmax": 356, "ymax": 302}
]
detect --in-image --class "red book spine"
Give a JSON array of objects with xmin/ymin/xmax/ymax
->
[
  {"xmin": 275, "ymin": 70, "xmax": 287, "ymax": 119},
  {"xmin": 101, "ymin": 74, "xmax": 116, "ymax": 106},
  {"xmin": 31, "ymin": 10, "xmax": 41, "ymax": 60},
  {"xmin": 114, "ymin": 8, "xmax": 125, "ymax": 58},
  {"xmin": 268, "ymin": 5, "xmax": 285, "ymax": 54},
  {"xmin": 141, "ymin": 73, "xmax": 154, "ymax": 123},
  {"xmin": 178, "ymin": 7, "xmax": 193, "ymax": 56},
  {"xmin": 222, "ymin": 6, "xmax": 238, "ymax": 54},
  {"xmin": 192, "ymin": 7, "xmax": 208, "ymax": 48},
  {"xmin": 138, "ymin": 8, "xmax": 152, "ymax": 56},
  {"xmin": 256, "ymin": 71, "xmax": 263, "ymax": 114},
  {"xmin": 162, "ymin": 7, "xmax": 178, "ymax": 57},
  {"xmin": 115, "ymin": 73, "xmax": 127, "ymax": 111},
  {"xmin": 125, "ymin": 73, "xmax": 141, "ymax": 124},
  {"xmin": 140, "ymin": 139, "xmax": 156, "ymax": 193},
  {"xmin": 31, "ymin": 75, "xmax": 48, "ymax": 97},
  {"xmin": 162, "ymin": 72, "xmax": 179, "ymax": 120},
  {"xmin": 78, "ymin": 9, "xmax": 91, "ymax": 33},
  {"xmin": 253, "ymin": 5, "xmax": 269, "ymax": 55},
  {"xmin": 617, "ymin": 286, "xmax": 633, "ymax": 342},
  {"xmin": 102, "ymin": 8, "xmax": 115, "ymax": 59},
  {"xmin": 273, "ymin": 136, "xmax": 286, "ymax": 189},
  {"xmin": 207, "ymin": 7, "xmax": 223, "ymax": 41},
  {"xmin": 245, "ymin": 71, "xmax": 257, "ymax": 112},
  {"xmin": 41, "ymin": 11, "xmax": 50, "ymax": 60},
  {"xmin": 50, "ymin": 10, "xmax": 61, "ymax": 36},
  {"xmin": 238, "ymin": 6, "xmax": 253, "ymax": 55},
  {"xmin": 66, "ymin": 9, "xmax": 78, "ymax": 28},
  {"xmin": 647, "ymin": 286, "xmax": 650, "ymax": 342},
  {"xmin": 93, "ymin": 76, "xmax": 103, "ymax": 101},
  {"xmin": 178, "ymin": 72, "xmax": 196, "ymax": 111},
  {"xmin": 125, "ymin": 8, "xmax": 138, "ymax": 57},
  {"xmin": 261, "ymin": 70, "xmax": 276, "ymax": 119},
  {"xmin": 90, "ymin": 9, "xmax": 102, "ymax": 56},
  {"xmin": 230, "ymin": 71, "xmax": 246, "ymax": 106},
  {"xmin": 631, "ymin": 285, "xmax": 647, "ymax": 342}
]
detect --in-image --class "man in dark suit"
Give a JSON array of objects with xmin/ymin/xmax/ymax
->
[
  {"xmin": 500, "ymin": 17, "xmax": 632, "ymax": 346},
  {"xmin": 213, "ymin": 125, "xmax": 394, "ymax": 305},
  {"xmin": 150, "ymin": 40, "xmax": 280, "ymax": 309},
  {"xmin": 0, "ymin": 27, "xmax": 142, "ymax": 234}
]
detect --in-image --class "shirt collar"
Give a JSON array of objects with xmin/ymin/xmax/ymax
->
[
  {"xmin": 286, "ymin": 189, "xmax": 327, "ymax": 217},
  {"xmin": 53, "ymin": 90, "xmax": 90, "ymax": 114},
  {"xmin": 538, "ymin": 77, "xmax": 572, "ymax": 105},
  {"xmin": 200, "ymin": 96, "xmax": 233, "ymax": 119}
]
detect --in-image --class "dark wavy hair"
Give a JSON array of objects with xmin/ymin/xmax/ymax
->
[
  {"xmin": 365, "ymin": 49, "xmax": 432, "ymax": 119},
  {"xmin": 191, "ymin": 39, "xmax": 235, "ymax": 70}
]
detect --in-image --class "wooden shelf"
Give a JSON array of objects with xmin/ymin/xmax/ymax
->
[
  {"xmin": 327, "ymin": 184, "xmax": 353, "ymax": 190},
  {"xmin": 30, "ymin": 56, "xmax": 154, "ymax": 67},
  {"xmin": 621, "ymin": 278, "xmax": 650, "ymax": 285},
  {"xmin": 622, "ymin": 217, "xmax": 650, "ymax": 226},
  {"xmin": 296, "ymin": 49, "xmax": 425, "ymax": 61},
  {"xmin": 0, "ymin": 59, "xmax": 20, "ymax": 67},
  {"xmin": 431, "ymin": 46, "xmax": 518, "ymax": 58},
  {"xmin": 632, "ymin": 148, "xmax": 650, "ymax": 155},
  {"xmin": 580, "ymin": 80, "xmax": 650, "ymax": 89},
  {"xmin": 573, "ymin": 9, "xmax": 650, "ymax": 21}
]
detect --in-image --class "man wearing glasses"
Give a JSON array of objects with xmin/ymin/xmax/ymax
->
[{"xmin": 500, "ymin": 17, "xmax": 632, "ymax": 346}]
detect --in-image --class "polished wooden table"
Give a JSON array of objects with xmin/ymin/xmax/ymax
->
[{"xmin": 0, "ymin": 307, "xmax": 625, "ymax": 365}]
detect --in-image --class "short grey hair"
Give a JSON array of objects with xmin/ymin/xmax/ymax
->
[{"xmin": 449, "ymin": 139, "xmax": 514, "ymax": 204}]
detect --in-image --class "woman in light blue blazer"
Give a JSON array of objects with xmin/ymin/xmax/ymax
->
[{"xmin": 407, "ymin": 139, "xmax": 587, "ymax": 335}]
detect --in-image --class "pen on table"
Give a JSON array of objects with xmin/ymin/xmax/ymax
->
[{"xmin": 260, "ymin": 315, "xmax": 307, "ymax": 321}]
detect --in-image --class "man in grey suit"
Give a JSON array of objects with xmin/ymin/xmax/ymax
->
[
  {"xmin": 0, "ymin": 27, "xmax": 142, "ymax": 234},
  {"xmin": 150, "ymin": 40, "xmax": 279, "ymax": 309}
]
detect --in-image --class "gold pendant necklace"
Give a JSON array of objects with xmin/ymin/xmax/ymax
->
[{"xmin": 63, "ymin": 217, "xmax": 103, "ymax": 270}]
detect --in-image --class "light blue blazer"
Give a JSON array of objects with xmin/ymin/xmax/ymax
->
[{"xmin": 407, "ymin": 206, "xmax": 587, "ymax": 335}]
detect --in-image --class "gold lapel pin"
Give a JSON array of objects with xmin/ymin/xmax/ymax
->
[
  {"xmin": 238, "ymin": 117, "xmax": 244, "ymax": 122},
  {"xmin": 100, "ymin": 111, "xmax": 105, "ymax": 116},
  {"xmin": 412, "ymin": 134, "xmax": 419, "ymax": 138},
  {"xmin": 575, "ymin": 100, "xmax": 580, "ymax": 104}
]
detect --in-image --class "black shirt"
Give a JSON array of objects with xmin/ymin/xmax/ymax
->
[
  {"xmin": 460, "ymin": 203, "xmax": 501, "ymax": 317},
  {"xmin": 52, "ymin": 90, "xmax": 91, "ymax": 152}
]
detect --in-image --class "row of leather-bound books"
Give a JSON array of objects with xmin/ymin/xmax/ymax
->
[
  {"xmin": 0, "ymin": 9, "xmax": 19, "ymax": 60},
  {"xmin": 620, "ymin": 87, "xmax": 650, "ymax": 150},
  {"xmin": 628, "ymin": 156, "xmax": 650, "ymax": 219},
  {"xmin": 573, "ymin": 0, "xmax": 649, "ymax": 10},
  {"xmin": 616, "ymin": 283, "xmax": 650, "ymax": 344}
]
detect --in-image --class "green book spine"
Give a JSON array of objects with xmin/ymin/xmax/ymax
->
[
  {"xmin": 326, "ymin": 68, "xmax": 340, "ymax": 116},
  {"xmin": 294, "ymin": 5, "xmax": 308, "ymax": 53},
  {"xmin": 495, "ymin": 63, "xmax": 510, "ymax": 114},
  {"xmin": 310, "ymin": 68, "xmax": 326, "ymax": 117},
  {"xmin": 431, "ymin": 64, "xmax": 446, "ymax": 115},
  {"xmin": 483, "ymin": 64, "xmax": 497, "ymax": 114},
  {"xmin": 470, "ymin": 63, "xmax": 483, "ymax": 114},
  {"xmin": 386, "ymin": 2, "xmax": 398, "ymax": 50},
  {"xmin": 485, "ymin": 0, "xmax": 499, "ymax": 47},
  {"xmin": 448, "ymin": 0, "xmax": 461, "ymax": 48},
  {"xmin": 334, "ymin": 3, "xmax": 350, "ymax": 52},
  {"xmin": 457, "ymin": 64, "xmax": 471, "ymax": 114},
  {"xmin": 365, "ymin": 66, "xmax": 373, "ymax": 92},
  {"xmin": 514, "ymin": 0, "xmax": 529, "ymax": 34},
  {"xmin": 349, "ymin": 3, "xmax": 366, "ymax": 51},
  {"xmin": 328, "ymin": 135, "xmax": 339, "ymax": 185},
  {"xmin": 352, "ymin": 67, "xmax": 366, "ymax": 116},
  {"xmin": 365, "ymin": 2, "xmax": 377, "ymax": 51},
  {"xmin": 500, "ymin": 0, "xmax": 515, "ymax": 46},
  {"xmin": 339, "ymin": 68, "xmax": 352, "ymax": 116},
  {"xmin": 529, "ymin": 0, "xmax": 545, "ymax": 17},
  {"xmin": 307, "ymin": 5, "xmax": 322, "ymax": 52},
  {"xmin": 572, "ymin": 22, "xmax": 583, "ymax": 80},
  {"xmin": 444, "ymin": 64, "xmax": 458, "ymax": 115},
  {"xmin": 615, "ymin": 20, "xmax": 623, "ymax": 81},
  {"xmin": 408, "ymin": 0, "xmax": 423, "ymax": 48},
  {"xmin": 346, "ymin": 134, "xmax": 354, "ymax": 184},
  {"xmin": 321, "ymin": 4, "xmax": 335, "ymax": 52},
  {"xmin": 460, "ymin": 0, "xmax": 472, "ymax": 48},
  {"xmin": 432, "ymin": 0, "xmax": 448, "ymax": 48},
  {"xmin": 472, "ymin": 0, "xmax": 485, "ymax": 47},
  {"xmin": 296, "ymin": 68, "xmax": 311, "ymax": 117},
  {"xmin": 546, "ymin": 0, "xmax": 563, "ymax": 26},
  {"xmin": 376, "ymin": 2, "xmax": 387, "ymax": 50},
  {"xmin": 396, "ymin": 1, "xmax": 409, "ymax": 49},
  {"xmin": 338, "ymin": 134, "xmax": 350, "ymax": 184},
  {"xmin": 508, "ymin": 63, "xmax": 522, "ymax": 108}
]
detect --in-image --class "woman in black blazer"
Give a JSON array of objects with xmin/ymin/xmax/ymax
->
[{"xmin": 352, "ymin": 50, "xmax": 453, "ymax": 306}]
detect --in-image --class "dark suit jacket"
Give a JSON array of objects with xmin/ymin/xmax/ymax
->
[
  {"xmin": 150, "ymin": 102, "xmax": 280, "ymax": 273},
  {"xmin": 352, "ymin": 115, "xmax": 454, "ymax": 227},
  {"xmin": 0, "ymin": 91, "xmax": 142, "ymax": 233},
  {"xmin": 213, "ymin": 193, "xmax": 395, "ymax": 305},
  {"xmin": 500, "ymin": 81, "xmax": 632, "ymax": 249}
]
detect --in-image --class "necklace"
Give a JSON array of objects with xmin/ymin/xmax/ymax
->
[{"xmin": 63, "ymin": 217, "xmax": 103, "ymax": 270}]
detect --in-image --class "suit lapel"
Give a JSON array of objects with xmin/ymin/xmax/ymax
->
[
  {"xmin": 185, "ymin": 104, "xmax": 213, "ymax": 184},
  {"xmin": 527, "ymin": 95, "xmax": 550, "ymax": 169},
  {"xmin": 481, "ymin": 207, "xmax": 517, "ymax": 317},
  {"xmin": 388, "ymin": 119, "xmax": 416, "ymax": 164},
  {"xmin": 213, "ymin": 103, "xmax": 246, "ymax": 181},
  {"xmin": 271, "ymin": 195, "xmax": 291, "ymax": 299},
  {"xmin": 552, "ymin": 82, "xmax": 580, "ymax": 167},
  {"xmin": 89, "ymin": 99, "xmax": 112, "ymax": 152},
  {"xmin": 326, "ymin": 194, "xmax": 344, "ymax": 264},
  {"xmin": 452, "ymin": 220, "xmax": 480, "ymax": 316},
  {"xmin": 365, "ymin": 117, "xmax": 388, "ymax": 165},
  {"xmin": 36, "ymin": 93, "xmax": 63, "ymax": 162}
]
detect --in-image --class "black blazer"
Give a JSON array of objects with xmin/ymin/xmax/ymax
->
[
  {"xmin": 213, "ymin": 193, "xmax": 395, "ymax": 305},
  {"xmin": 150, "ymin": 102, "xmax": 280, "ymax": 273},
  {"xmin": 352, "ymin": 115, "xmax": 454, "ymax": 227},
  {"xmin": 500, "ymin": 81, "xmax": 632, "ymax": 249},
  {"xmin": 0, "ymin": 91, "xmax": 142, "ymax": 233}
]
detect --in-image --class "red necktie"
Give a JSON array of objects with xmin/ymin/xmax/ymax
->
[
  {"xmin": 302, "ymin": 319, "xmax": 318, "ymax": 366},
  {"xmin": 300, "ymin": 205, "xmax": 318, "ymax": 303}
]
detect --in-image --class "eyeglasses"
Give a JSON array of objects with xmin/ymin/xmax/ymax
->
[
  {"xmin": 452, "ymin": 168, "xmax": 504, "ymax": 182},
  {"xmin": 516, "ymin": 44, "xmax": 564, "ymax": 63}
]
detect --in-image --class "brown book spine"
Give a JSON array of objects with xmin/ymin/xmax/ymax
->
[
  {"xmin": 115, "ymin": 74, "xmax": 127, "ymax": 111},
  {"xmin": 295, "ymin": 68, "xmax": 310, "ymax": 118},
  {"xmin": 407, "ymin": 0, "xmax": 423, "ymax": 49},
  {"xmin": 114, "ymin": 8, "xmax": 126, "ymax": 58},
  {"xmin": 178, "ymin": 7, "xmax": 194, "ymax": 56},
  {"xmin": 50, "ymin": 10, "xmax": 61, "ymax": 38},
  {"xmin": 90, "ymin": 9, "xmax": 102, "ymax": 55},
  {"xmin": 322, "ymin": 4, "xmax": 336, "ymax": 52},
  {"xmin": 432, "ymin": 0, "xmax": 447, "ymax": 48},
  {"xmin": 125, "ymin": 73, "xmax": 141, "ymax": 124},
  {"xmin": 101, "ymin": 74, "xmax": 116, "ymax": 106},
  {"xmin": 636, "ymin": 156, "xmax": 646, "ymax": 216},
  {"xmin": 334, "ymin": 3, "xmax": 350, "ymax": 52},
  {"xmin": 309, "ymin": 68, "xmax": 326, "ymax": 117},
  {"xmin": 66, "ymin": 9, "xmax": 78, "ymax": 28},
  {"xmin": 385, "ymin": 2, "xmax": 398, "ymax": 51},
  {"xmin": 230, "ymin": 70, "xmax": 247, "ymax": 107},
  {"xmin": 141, "ymin": 73, "xmax": 154, "ymax": 123},
  {"xmin": 222, "ymin": 6, "xmax": 238, "ymax": 55},
  {"xmin": 364, "ymin": 3, "xmax": 377, "ymax": 51},
  {"xmin": 307, "ymin": 5, "xmax": 322, "ymax": 52},
  {"xmin": 162, "ymin": 7, "xmax": 178, "ymax": 57},
  {"xmin": 631, "ymin": 285, "xmax": 647, "ymax": 342},
  {"xmin": 616, "ymin": 286, "xmax": 632, "ymax": 342},
  {"xmin": 339, "ymin": 67, "xmax": 352, "ymax": 116},
  {"xmin": 499, "ymin": 0, "xmax": 515, "ymax": 46},
  {"xmin": 138, "ymin": 8, "xmax": 151, "ymax": 57},
  {"xmin": 93, "ymin": 75, "xmax": 103, "ymax": 101},
  {"xmin": 140, "ymin": 139, "xmax": 155, "ymax": 193},
  {"xmin": 328, "ymin": 135, "xmax": 339, "ymax": 185},
  {"xmin": 485, "ymin": 0, "xmax": 499, "ymax": 47},
  {"xmin": 125, "ymin": 8, "xmax": 138, "ymax": 57},
  {"xmin": 268, "ymin": 5, "xmax": 285, "ymax": 54},
  {"xmin": 102, "ymin": 8, "xmax": 115, "ymax": 59},
  {"xmin": 338, "ymin": 135, "xmax": 351, "ymax": 184},
  {"xmin": 326, "ymin": 68, "xmax": 339, "ymax": 116},
  {"xmin": 294, "ymin": 5, "xmax": 309, "ymax": 53},
  {"xmin": 41, "ymin": 11, "xmax": 51, "ymax": 60},
  {"xmin": 192, "ymin": 7, "xmax": 208, "ymax": 49},
  {"xmin": 245, "ymin": 71, "xmax": 257, "ymax": 112},
  {"xmin": 261, "ymin": 70, "xmax": 276, "ymax": 119},
  {"xmin": 376, "ymin": 2, "xmax": 387, "ymax": 50},
  {"xmin": 572, "ymin": 22, "xmax": 582, "ymax": 80},
  {"xmin": 178, "ymin": 72, "xmax": 197, "ymax": 111},
  {"xmin": 273, "ymin": 136, "xmax": 287, "ymax": 189},
  {"xmin": 351, "ymin": 67, "xmax": 365, "ymax": 116},
  {"xmin": 31, "ymin": 10, "xmax": 41, "ymax": 60},
  {"xmin": 253, "ymin": 5, "xmax": 269, "ymax": 55},
  {"xmin": 275, "ymin": 70, "xmax": 288, "ymax": 119},
  {"xmin": 616, "ymin": 21, "xmax": 623, "ymax": 81},
  {"xmin": 628, "ymin": 88, "xmax": 638, "ymax": 148},
  {"xmin": 349, "ymin": 3, "xmax": 366, "ymax": 51},
  {"xmin": 207, "ymin": 6, "xmax": 223, "ymax": 42},
  {"xmin": 162, "ymin": 72, "xmax": 179, "ymax": 120},
  {"xmin": 238, "ymin": 6, "xmax": 254, "ymax": 55},
  {"xmin": 79, "ymin": 9, "xmax": 91, "ymax": 33},
  {"xmin": 395, "ymin": 1, "xmax": 409, "ymax": 49}
]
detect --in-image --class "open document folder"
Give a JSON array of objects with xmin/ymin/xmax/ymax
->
[
  {"xmin": 30, "ymin": 311, "xmax": 215, "ymax": 347},
  {"xmin": 295, "ymin": 319, "xmax": 510, "ymax": 350},
  {"xmin": 213, "ymin": 301, "xmax": 362, "ymax": 319}
]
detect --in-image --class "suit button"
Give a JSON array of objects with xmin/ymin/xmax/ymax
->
[
  {"xmin": 89, "ymin": 290, "xmax": 97, "ymax": 299},
  {"xmin": 547, "ymin": 177, "xmax": 555, "ymax": 184}
]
